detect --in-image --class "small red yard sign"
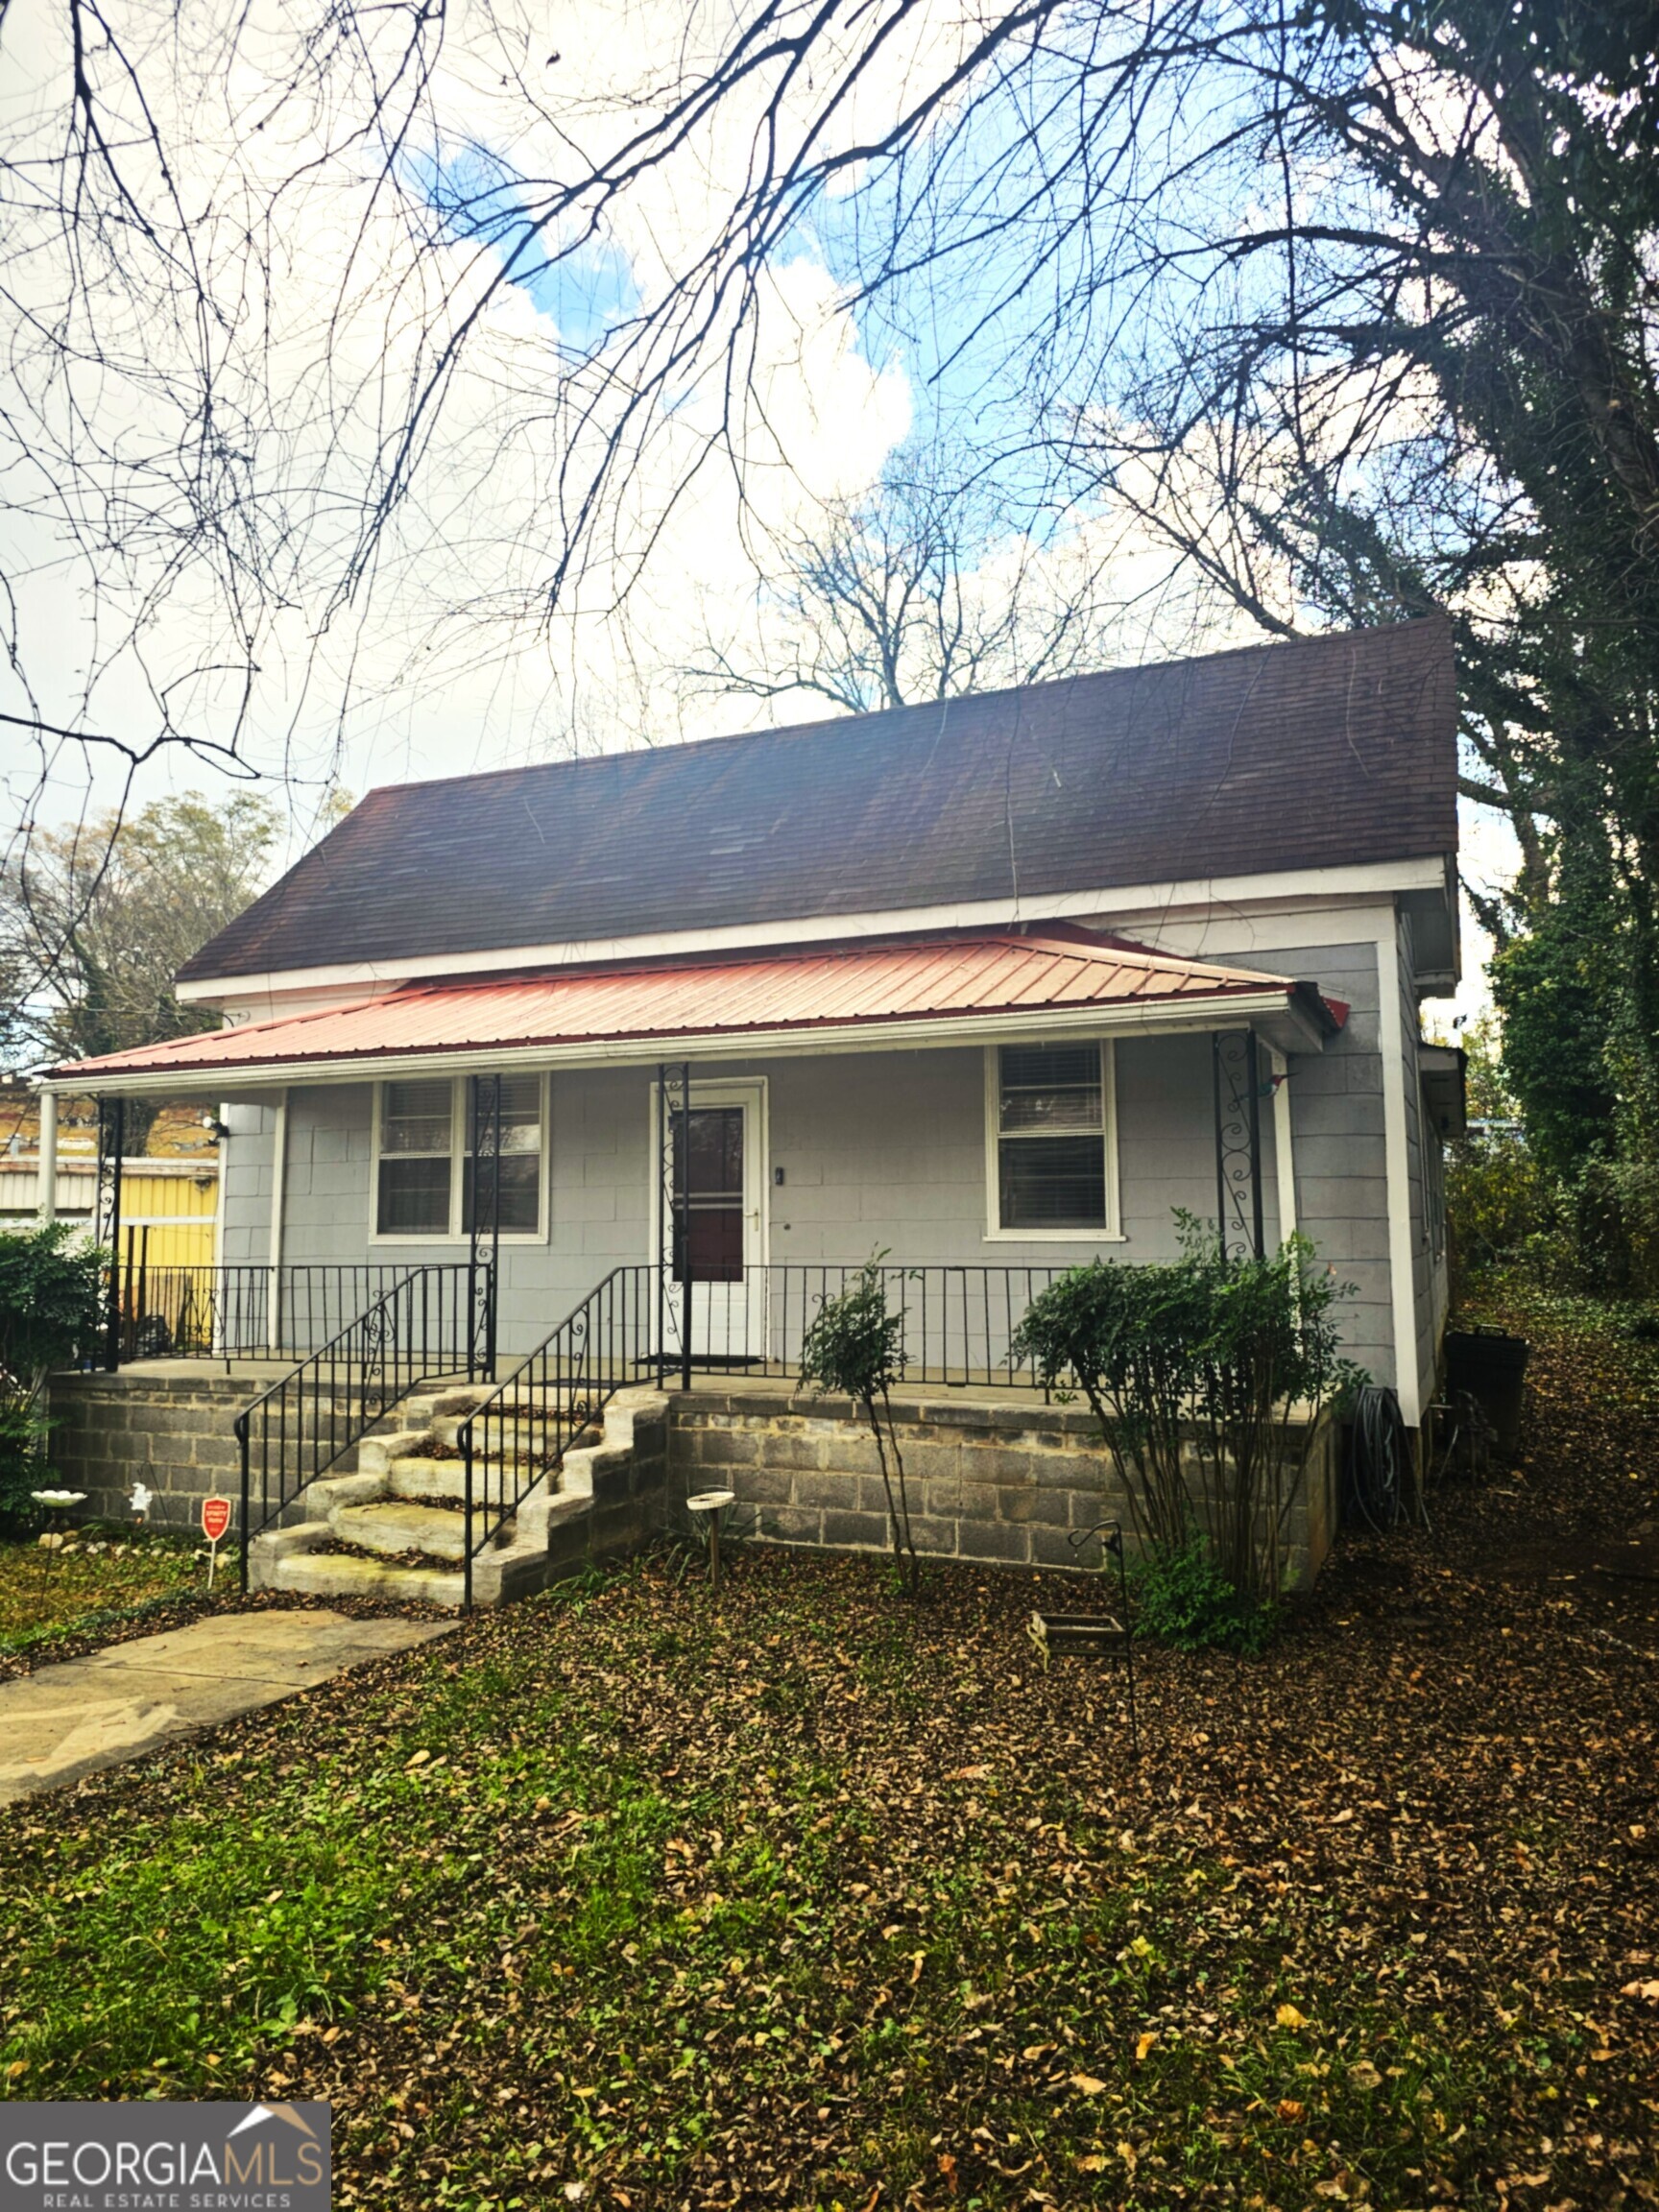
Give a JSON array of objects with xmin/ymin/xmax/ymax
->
[{"xmin": 201, "ymin": 1496, "xmax": 232, "ymax": 1586}]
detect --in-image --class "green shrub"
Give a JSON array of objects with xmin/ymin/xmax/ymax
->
[
  {"xmin": 0, "ymin": 1223, "xmax": 106, "ymax": 1530},
  {"xmin": 1128, "ymin": 1530, "xmax": 1276, "ymax": 1655},
  {"xmin": 798, "ymin": 1255, "xmax": 920, "ymax": 1599},
  {"xmin": 0, "ymin": 1221, "xmax": 106, "ymax": 1380},
  {"xmin": 0, "ymin": 1398, "xmax": 51, "ymax": 1529},
  {"xmin": 1011, "ymin": 1214, "xmax": 1361, "ymax": 1610},
  {"xmin": 1446, "ymin": 1127, "xmax": 1561, "ymax": 1285}
]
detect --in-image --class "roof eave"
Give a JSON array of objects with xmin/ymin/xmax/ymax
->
[
  {"xmin": 171, "ymin": 854, "xmax": 1458, "ymax": 1005},
  {"xmin": 45, "ymin": 988, "xmax": 1331, "ymax": 1097}
]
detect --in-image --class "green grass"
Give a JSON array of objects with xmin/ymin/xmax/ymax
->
[
  {"xmin": 3, "ymin": 1543, "xmax": 1648, "ymax": 2210},
  {"xmin": 0, "ymin": 1530, "xmax": 204, "ymax": 1655}
]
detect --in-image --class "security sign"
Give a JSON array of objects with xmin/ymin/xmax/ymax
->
[{"xmin": 201, "ymin": 1496, "xmax": 232, "ymax": 1544}]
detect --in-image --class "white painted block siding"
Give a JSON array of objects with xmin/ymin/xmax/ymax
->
[{"xmin": 215, "ymin": 902, "xmax": 1446, "ymax": 1399}]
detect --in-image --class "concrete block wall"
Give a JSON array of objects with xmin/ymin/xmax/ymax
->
[
  {"xmin": 668, "ymin": 1390, "xmax": 1339, "ymax": 1591},
  {"xmin": 584, "ymin": 1401, "xmax": 671, "ymax": 1565},
  {"xmin": 46, "ymin": 1372, "xmax": 252, "ymax": 1532},
  {"xmin": 45, "ymin": 1372, "xmax": 1337, "ymax": 1591}
]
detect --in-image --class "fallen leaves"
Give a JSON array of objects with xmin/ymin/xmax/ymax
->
[{"xmin": 0, "ymin": 1286, "xmax": 1654, "ymax": 2211}]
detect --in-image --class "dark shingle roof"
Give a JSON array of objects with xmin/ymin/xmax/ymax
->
[{"xmin": 179, "ymin": 618, "xmax": 1456, "ymax": 984}]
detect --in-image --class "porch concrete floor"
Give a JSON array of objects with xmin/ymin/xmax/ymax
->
[
  {"xmin": 0, "ymin": 1610, "xmax": 453, "ymax": 1806},
  {"xmin": 670, "ymin": 1369, "xmax": 1059, "ymax": 1410},
  {"xmin": 106, "ymin": 1358, "xmax": 1057, "ymax": 1408}
]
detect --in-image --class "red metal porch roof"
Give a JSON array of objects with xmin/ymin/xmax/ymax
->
[{"xmin": 52, "ymin": 927, "xmax": 1345, "ymax": 1086}]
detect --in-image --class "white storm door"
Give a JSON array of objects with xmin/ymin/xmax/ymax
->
[{"xmin": 657, "ymin": 1080, "xmax": 767, "ymax": 1366}]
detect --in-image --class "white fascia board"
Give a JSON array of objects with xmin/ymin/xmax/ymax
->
[
  {"xmin": 173, "ymin": 855, "xmax": 1454, "ymax": 1008},
  {"xmin": 54, "ymin": 989, "xmax": 1327, "ymax": 1100}
]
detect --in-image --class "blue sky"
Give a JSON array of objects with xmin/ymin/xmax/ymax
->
[{"xmin": 413, "ymin": 142, "xmax": 638, "ymax": 351}]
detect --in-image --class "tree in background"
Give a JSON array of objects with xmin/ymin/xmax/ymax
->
[
  {"xmin": 2, "ymin": 791, "xmax": 278, "ymax": 1146},
  {"xmin": 1029, "ymin": 1, "xmax": 1659, "ymax": 1200},
  {"xmin": 681, "ymin": 449, "xmax": 1135, "ymax": 717},
  {"xmin": 6, "ymin": 0, "xmax": 1656, "ymax": 1250}
]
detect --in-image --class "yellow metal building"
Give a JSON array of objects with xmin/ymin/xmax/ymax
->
[{"xmin": 0, "ymin": 1157, "xmax": 219, "ymax": 1267}]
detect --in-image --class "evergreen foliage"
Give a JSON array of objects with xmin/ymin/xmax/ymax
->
[
  {"xmin": 798, "ymin": 1257, "xmax": 921, "ymax": 1599},
  {"xmin": 0, "ymin": 1223, "xmax": 106, "ymax": 1524},
  {"xmin": 1012, "ymin": 1217, "xmax": 1361, "ymax": 1616}
]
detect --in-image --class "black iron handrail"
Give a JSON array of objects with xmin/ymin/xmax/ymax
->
[
  {"xmin": 108, "ymin": 1261, "xmax": 479, "ymax": 1364},
  {"xmin": 235, "ymin": 1262, "xmax": 493, "ymax": 1587},
  {"xmin": 690, "ymin": 1262, "xmax": 1072, "ymax": 1392},
  {"xmin": 456, "ymin": 1264, "xmax": 659, "ymax": 1609}
]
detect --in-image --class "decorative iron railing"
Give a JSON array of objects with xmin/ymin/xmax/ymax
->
[
  {"xmin": 681, "ymin": 1262, "xmax": 1073, "ymax": 1393},
  {"xmin": 456, "ymin": 1265, "xmax": 659, "ymax": 1610},
  {"xmin": 107, "ymin": 1261, "xmax": 479, "ymax": 1364},
  {"xmin": 235, "ymin": 1263, "xmax": 493, "ymax": 1588}
]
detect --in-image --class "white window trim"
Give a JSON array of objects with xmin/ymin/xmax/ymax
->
[
  {"xmin": 369, "ymin": 1073, "xmax": 550, "ymax": 1245},
  {"xmin": 982, "ymin": 1040, "xmax": 1123, "ymax": 1243}
]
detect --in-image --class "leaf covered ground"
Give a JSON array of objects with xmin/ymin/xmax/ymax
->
[
  {"xmin": 0, "ymin": 1529, "xmax": 205, "ymax": 1665},
  {"xmin": 2, "ymin": 1286, "xmax": 1657, "ymax": 2211}
]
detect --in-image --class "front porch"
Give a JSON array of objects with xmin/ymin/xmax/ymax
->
[{"xmin": 48, "ymin": 1344, "xmax": 1343, "ymax": 1611}]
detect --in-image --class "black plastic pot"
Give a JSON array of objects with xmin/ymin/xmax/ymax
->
[{"xmin": 1444, "ymin": 1328, "xmax": 1530, "ymax": 1455}]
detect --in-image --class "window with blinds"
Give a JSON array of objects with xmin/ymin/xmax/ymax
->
[
  {"xmin": 375, "ymin": 1075, "xmax": 545, "ymax": 1238},
  {"xmin": 377, "ymin": 1080, "xmax": 455, "ymax": 1237},
  {"xmin": 996, "ymin": 1044, "xmax": 1111, "ymax": 1232},
  {"xmin": 463, "ymin": 1074, "xmax": 543, "ymax": 1234}
]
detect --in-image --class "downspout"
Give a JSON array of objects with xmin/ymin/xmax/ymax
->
[
  {"xmin": 211, "ymin": 1103, "xmax": 229, "ymax": 1364},
  {"xmin": 1269, "ymin": 1050, "xmax": 1297, "ymax": 1244}
]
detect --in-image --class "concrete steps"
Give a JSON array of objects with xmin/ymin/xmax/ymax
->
[
  {"xmin": 270, "ymin": 1549, "xmax": 466, "ymax": 1607},
  {"xmin": 247, "ymin": 1384, "xmax": 668, "ymax": 1609},
  {"xmin": 333, "ymin": 1498, "xmax": 468, "ymax": 1560}
]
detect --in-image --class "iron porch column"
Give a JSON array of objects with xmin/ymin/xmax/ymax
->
[
  {"xmin": 1212, "ymin": 1030, "xmax": 1265, "ymax": 1264},
  {"xmin": 678, "ymin": 1063, "xmax": 693, "ymax": 1391}
]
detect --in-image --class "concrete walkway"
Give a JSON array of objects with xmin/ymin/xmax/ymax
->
[{"xmin": 0, "ymin": 1610, "xmax": 452, "ymax": 1806}]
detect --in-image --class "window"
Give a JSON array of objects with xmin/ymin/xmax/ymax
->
[
  {"xmin": 377, "ymin": 1080, "xmax": 454, "ymax": 1237},
  {"xmin": 464, "ymin": 1075, "xmax": 543, "ymax": 1235},
  {"xmin": 989, "ymin": 1042, "xmax": 1118, "ymax": 1237},
  {"xmin": 375, "ymin": 1075, "xmax": 545, "ymax": 1239},
  {"xmin": 670, "ymin": 1105, "xmax": 746, "ymax": 1283}
]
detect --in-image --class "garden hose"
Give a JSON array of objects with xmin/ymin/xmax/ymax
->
[{"xmin": 1345, "ymin": 1383, "xmax": 1413, "ymax": 1532}]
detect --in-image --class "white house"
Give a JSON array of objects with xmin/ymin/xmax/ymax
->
[{"xmin": 41, "ymin": 618, "xmax": 1463, "ymax": 1603}]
